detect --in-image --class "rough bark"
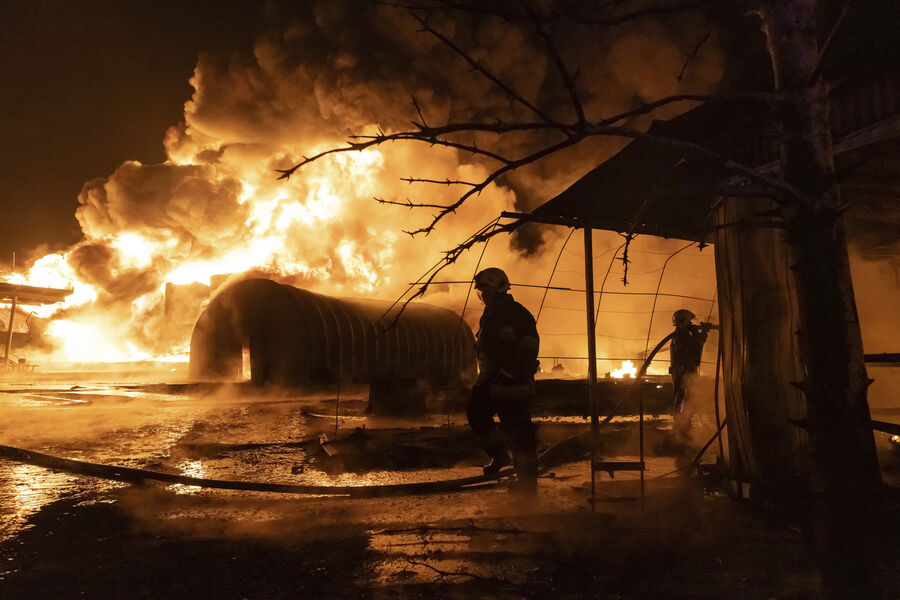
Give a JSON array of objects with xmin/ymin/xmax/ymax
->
[{"xmin": 758, "ymin": 1, "xmax": 882, "ymax": 597}]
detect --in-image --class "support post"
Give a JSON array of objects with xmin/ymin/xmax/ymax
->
[
  {"xmin": 583, "ymin": 228, "xmax": 598, "ymax": 509},
  {"xmin": 3, "ymin": 296, "xmax": 17, "ymax": 372}
]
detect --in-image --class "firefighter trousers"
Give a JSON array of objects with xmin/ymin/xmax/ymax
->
[
  {"xmin": 466, "ymin": 382, "xmax": 537, "ymax": 483},
  {"xmin": 672, "ymin": 369, "xmax": 698, "ymax": 435}
]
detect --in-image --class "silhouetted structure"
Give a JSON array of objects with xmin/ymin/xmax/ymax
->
[{"xmin": 189, "ymin": 278, "xmax": 476, "ymax": 388}]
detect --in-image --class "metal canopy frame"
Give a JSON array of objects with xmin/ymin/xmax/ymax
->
[
  {"xmin": 500, "ymin": 211, "xmax": 647, "ymax": 509},
  {"xmin": 0, "ymin": 283, "xmax": 72, "ymax": 372}
]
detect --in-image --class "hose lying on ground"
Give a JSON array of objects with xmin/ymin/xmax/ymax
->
[
  {"xmin": 0, "ymin": 443, "xmax": 517, "ymax": 497},
  {"xmin": 0, "ymin": 335, "xmax": 680, "ymax": 497}
]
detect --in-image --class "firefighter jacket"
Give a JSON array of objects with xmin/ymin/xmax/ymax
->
[
  {"xmin": 670, "ymin": 324, "xmax": 708, "ymax": 375},
  {"xmin": 475, "ymin": 294, "xmax": 540, "ymax": 398}
]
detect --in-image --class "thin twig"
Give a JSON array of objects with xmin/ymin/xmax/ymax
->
[
  {"xmin": 350, "ymin": 130, "xmax": 515, "ymax": 163},
  {"xmin": 676, "ymin": 30, "xmax": 712, "ymax": 83},
  {"xmin": 411, "ymin": 94, "xmax": 429, "ymax": 128},
  {"xmin": 619, "ymin": 232, "xmax": 635, "ymax": 286},
  {"xmin": 807, "ymin": 4, "xmax": 852, "ymax": 86},
  {"xmin": 400, "ymin": 177, "xmax": 480, "ymax": 187},
  {"xmin": 376, "ymin": 217, "xmax": 515, "ymax": 329},
  {"xmin": 409, "ymin": 11, "xmax": 555, "ymax": 123},
  {"xmin": 597, "ymin": 92, "xmax": 782, "ymax": 127},
  {"xmin": 374, "ymin": 196, "xmax": 455, "ymax": 210},
  {"xmin": 518, "ymin": 0, "xmax": 586, "ymax": 126}
]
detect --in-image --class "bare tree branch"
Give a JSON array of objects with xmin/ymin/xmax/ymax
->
[
  {"xmin": 597, "ymin": 91, "xmax": 782, "ymax": 126},
  {"xmin": 676, "ymin": 29, "xmax": 713, "ymax": 83},
  {"xmin": 400, "ymin": 177, "xmax": 480, "ymax": 187},
  {"xmin": 374, "ymin": 196, "xmax": 455, "ymax": 210},
  {"xmin": 619, "ymin": 232, "xmax": 635, "ymax": 285},
  {"xmin": 409, "ymin": 11, "xmax": 555, "ymax": 123},
  {"xmin": 351, "ymin": 131, "xmax": 516, "ymax": 164},
  {"xmin": 410, "ymin": 94, "xmax": 429, "ymax": 129},
  {"xmin": 807, "ymin": 3, "xmax": 852, "ymax": 86},
  {"xmin": 375, "ymin": 217, "xmax": 514, "ymax": 330},
  {"xmin": 278, "ymin": 92, "xmax": 781, "ymax": 179},
  {"xmin": 378, "ymin": 218, "xmax": 519, "ymax": 329},
  {"xmin": 403, "ymin": 132, "xmax": 588, "ymax": 236},
  {"xmin": 281, "ymin": 94, "xmax": 799, "ymax": 235},
  {"xmin": 518, "ymin": 0, "xmax": 586, "ymax": 126}
]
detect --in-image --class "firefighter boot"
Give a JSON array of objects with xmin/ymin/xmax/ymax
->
[
  {"xmin": 482, "ymin": 443, "xmax": 510, "ymax": 477},
  {"xmin": 508, "ymin": 453, "xmax": 537, "ymax": 495}
]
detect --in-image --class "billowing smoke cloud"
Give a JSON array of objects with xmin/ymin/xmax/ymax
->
[
  {"xmin": 17, "ymin": 0, "xmax": 724, "ymax": 365},
  {"xmin": 77, "ymin": 162, "xmax": 246, "ymax": 245}
]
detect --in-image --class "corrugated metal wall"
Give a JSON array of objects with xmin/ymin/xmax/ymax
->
[
  {"xmin": 714, "ymin": 198, "xmax": 811, "ymax": 494},
  {"xmin": 189, "ymin": 278, "xmax": 476, "ymax": 387}
]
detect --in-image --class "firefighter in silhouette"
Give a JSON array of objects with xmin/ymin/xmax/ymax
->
[
  {"xmin": 670, "ymin": 309, "xmax": 711, "ymax": 434},
  {"xmin": 468, "ymin": 267, "xmax": 540, "ymax": 492}
]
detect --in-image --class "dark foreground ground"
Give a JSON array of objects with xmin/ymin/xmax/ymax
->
[
  {"xmin": 5, "ymin": 474, "xmax": 900, "ymax": 599},
  {"xmin": 0, "ymin": 381, "xmax": 898, "ymax": 599}
]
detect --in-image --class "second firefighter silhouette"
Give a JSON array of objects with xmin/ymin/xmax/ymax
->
[
  {"xmin": 670, "ymin": 309, "xmax": 711, "ymax": 430},
  {"xmin": 468, "ymin": 267, "xmax": 540, "ymax": 492}
]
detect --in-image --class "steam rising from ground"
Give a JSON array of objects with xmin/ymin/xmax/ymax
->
[{"xmin": 7, "ymin": 1, "xmax": 724, "ymax": 367}]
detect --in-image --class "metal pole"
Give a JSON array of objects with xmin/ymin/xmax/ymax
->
[
  {"xmin": 639, "ymin": 375, "xmax": 645, "ymax": 509},
  {"xmin": 3, "ymin": 296, "xmax": 17, "ymax": 372},
  {"xmin": 334, "ymin": 377, "xmax": 342, "ymax": 436},
  {"xmin": 583, "ymin": 228, "xmax": 598, "ymax": 510}
]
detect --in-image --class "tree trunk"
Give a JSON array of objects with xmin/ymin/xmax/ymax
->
[{"xmin": 758, "ymin": 1, "xmax": 882, "ymax": 597}]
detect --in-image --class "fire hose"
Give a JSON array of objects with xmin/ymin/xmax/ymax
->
[
  {"xmin": 0, "ymin": 417, "xmax": 594, "ymax": 497},
  {"xmin": 0, "ymin": 334, "xmax": 687, "ymax": 497},
  {"xmin": 0, "ymin": 443, "xmax": 519, "ymax": 497}
]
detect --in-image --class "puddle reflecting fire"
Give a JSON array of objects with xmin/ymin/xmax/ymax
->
[{"xmin": 0, "ymin": 464, "xmax": 89, "ymax": 542}]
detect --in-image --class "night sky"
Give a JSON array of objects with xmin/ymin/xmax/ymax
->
[{"xmin": 0, "ymin": 0, "xmax": 265, "ymax": 267}]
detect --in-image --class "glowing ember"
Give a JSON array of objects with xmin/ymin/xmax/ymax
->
[{"xmin": 611, "ymin": 360, "xmax": 638, "ymax": 379}]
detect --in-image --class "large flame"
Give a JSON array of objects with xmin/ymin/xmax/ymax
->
[
  {"xmin": 12, "ymin": 144, "xmax": 513, "ymax": 364},
  {"xmin": 3, "ymin": 4, "xmax": 722, "ymax": 371}
]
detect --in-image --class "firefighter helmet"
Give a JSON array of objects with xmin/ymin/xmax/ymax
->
[
  {"xmin": 672, "ymin": 309, "xmax": 696, "ymax": 326},
  {"xmin": 474, "ymin": 267, "xmax": 511, "ymax": 292}
]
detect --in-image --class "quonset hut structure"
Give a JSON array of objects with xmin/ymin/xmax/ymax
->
[{"xmin": 189, "ymin": 278, "xmax": 476, "ymax": 391}]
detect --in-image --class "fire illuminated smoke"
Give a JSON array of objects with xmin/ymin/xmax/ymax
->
[{"xmin": 4, "ymin": 2, "xmax": 723, "ymax": 371}]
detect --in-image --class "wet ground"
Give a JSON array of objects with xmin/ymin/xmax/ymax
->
[{"xmin": 0, "ymin": 378, "xmax": 898, "ymax": 598}]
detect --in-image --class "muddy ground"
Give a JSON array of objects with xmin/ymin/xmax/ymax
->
[{"xmin": 0, "ymin": 380, "xmax": 898, "ymax": 599}]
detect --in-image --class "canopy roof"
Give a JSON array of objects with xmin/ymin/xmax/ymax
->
[
  {"xmin": 530, "ymin": 102, "xmax": 745, "ymax": 242},
  {"xmin": 0, "ymin": 282, "xmax": 72, "ymax": 305},
  {"xmin": 528, "ymin": 72, "xmax": 900, "ymax": 244}
]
